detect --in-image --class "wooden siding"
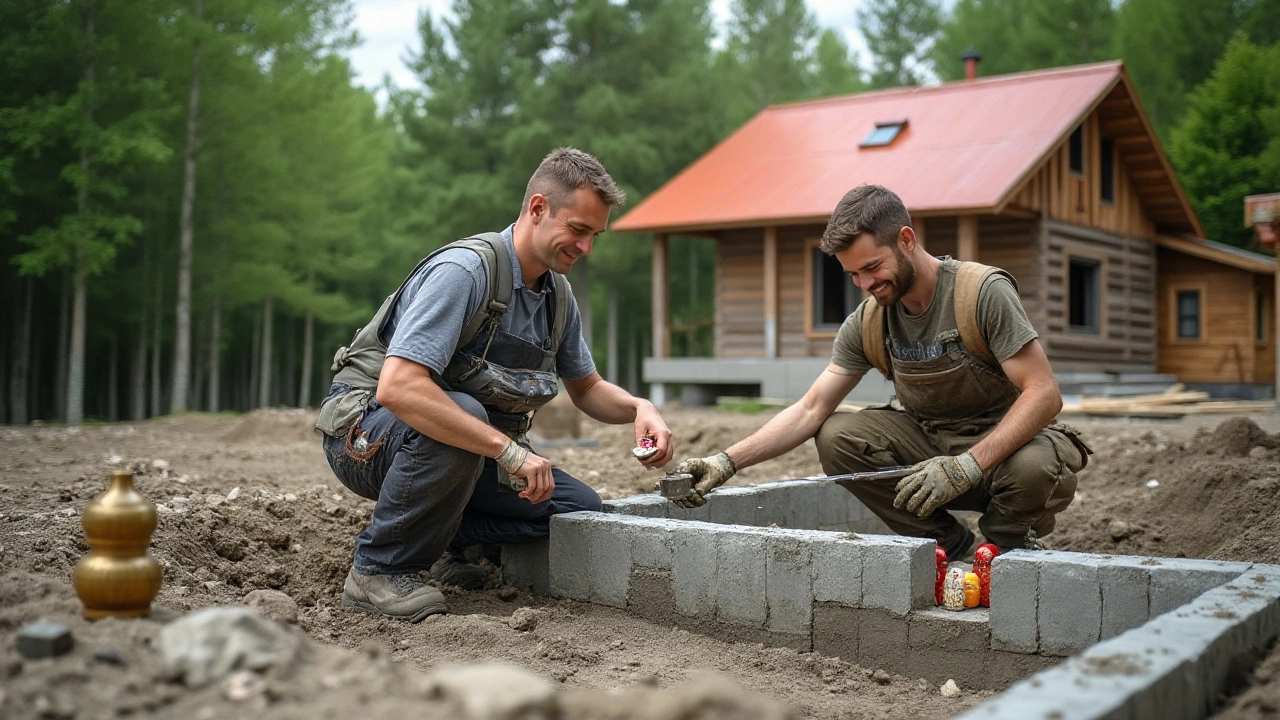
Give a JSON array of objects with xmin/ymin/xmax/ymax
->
[
  {"xmin": 1256, "ymin": 275, "xmax": 1276, "ymax": 383},
  {"xmin": 1041, "ymin": 223, "xmax": 1156, "ymax": 372},
  {"xmin": 1156, "ymin": 248, "xmax": 1273, "ymax": 383},
  {"xmin": 1006, "ymin": 110, "xmax": 1157, "ymax": 240}
]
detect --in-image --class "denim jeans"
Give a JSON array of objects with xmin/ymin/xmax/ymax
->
[{"xmin": 321, "ymin": 386, "xmax": 601, "ymax": 575}]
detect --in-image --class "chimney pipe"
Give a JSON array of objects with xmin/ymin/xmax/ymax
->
[{"xmin": 960, "ymin": 47, "xmax": 982, "ymax": 81}]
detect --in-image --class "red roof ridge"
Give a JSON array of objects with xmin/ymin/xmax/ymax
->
[{"xmin": 762, "ymin": 59, "xmax": 1125, "ymax": 115}]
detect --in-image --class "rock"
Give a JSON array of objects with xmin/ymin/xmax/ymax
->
[
  {"xmin": 941, "ymin": 679, "xmax": 961, "ymax": 697},
  {"xmin": 1249, "ymin": 446, "xmax": 1269, "ymax": 460},
  {"xmin": 496, "ymin": 585, "xmax": 519, "ymax": 602},
  {"xmin": 224, "ymin": 670, "xmax": 265, "ymax": 701},
  {"xmin": 509, "ymin": 607, "xmax": 538, "ymax": 632},
  {"xmin": 16, "ymin": 619, "xmax": 73, "ymax": 659},
  {"xmin": 871, "ymin": 669, "xmax": 891, "ymax": 685},
  {"xmin": 243, "ymin": 589, "xmax": 299, "ymax": 624},
  {"xmin": 93, "ymin": 648, "xmax": 125, "ymax": 665},
  {"xmin": 424, "ymin": 663, "xmax": 558, "ymax": 720},
  {"xmin": 1108, "ymin": 520, "xmax": 1131, "ymax": 541},
  {"xmin": 159, "ymin": 606, "xmax": 300, "ymax": 688}
]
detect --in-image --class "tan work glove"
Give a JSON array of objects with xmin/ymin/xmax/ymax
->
[
  {"xmin": 893, "ymin": 452, "xmax": 983, "ymax": 518},
  {"xmin": 670, "ymin": 451, "xmax": 736, "ymax": 508}
]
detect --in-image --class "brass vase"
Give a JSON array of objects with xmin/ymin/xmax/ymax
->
[{"xmin": 71, "ymin": 470, "xmax": 162, "ymax": 619}]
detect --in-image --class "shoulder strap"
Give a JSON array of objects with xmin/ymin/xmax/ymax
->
[
  {"xmin": 954, "ymin": 261, "xmax": 1018, "ymax": 368},
  {"xmin": 452, "ymin": 232, "xmax": 512, "ymax": 350},
  {"xmin": 550, "ymin": 272, "xmax": 570, "ymax": 353},
  {"xmin": 860, "ymin": 300, "xmax": 892, "ymax": 378}
]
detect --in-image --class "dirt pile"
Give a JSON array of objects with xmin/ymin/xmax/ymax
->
[{"xmin": 1048, "ymin": 417, "xmax": 1280, "ymax": 563}]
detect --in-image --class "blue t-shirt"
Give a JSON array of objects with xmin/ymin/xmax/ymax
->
[{"xmin": 382, "ymin": 225, "xmax": 596, "ymax": 381}]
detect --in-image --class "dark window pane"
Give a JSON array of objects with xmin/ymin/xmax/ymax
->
[
  {"xmin": 1068, "ymin": 257, "xmax": 1099, "ymax": 332},
  {"xmin": 1100, "ymin": 137, "xmax": 1115, "ymax": 203},
  {"xmin": 813, "ymin": 249, "xmax": 861, "ymax": 328},
  {"xmin": 1069, "ymin": 125, "xmax": 1084, "ymax": 174},
  {"xmin": 1257, "ymin": 292, "xmax": 1266, "ymax": 342},
  {"xmin": 1176, "ymin": 290, "xmax": 1200, "ymax": 339}
]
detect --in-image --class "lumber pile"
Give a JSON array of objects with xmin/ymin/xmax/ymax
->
[{"xmin": 1061, "ymin": 384, "xmax": 1276, "ymax": 417}]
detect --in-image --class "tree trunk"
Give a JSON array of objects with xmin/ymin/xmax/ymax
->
[
  {"xmin": 572, "ymin": 255, "xmax": 592, "ymax": 348},
  {"xmin": 170, "ymin": 0, "xmax": 202, "ymax": 414},
  {"xmin": 249, "ymin": 309, "xmax": 261, "ymax": 411},
  {"xmin": 107, "ymin": 337, "xmax": 118, "ymax": 421},
  {"xmin": 132, "ymin": 315, "xmax": 147, "ymax": 420},
  {"xmin": 606, "ymin": 286, "xmax": 618, "ymax": 384},
  {"xmin": 9, "ymin": 277, "xmax": 33, "ymax": 424},
  {"xmin": 208, "ymin": 290, "xmax": 221, "ymax": 412},
  {"xmin": 258, "ymin": 296, "xmax": 273, "ymax": 408},
  {"xmin": 150, "ymin": 275, "xmax": 162, "ymax": 417},
  {"xmin": 57, "ymin": 270, "xmax": 70, "ymax": 421},
  {"xmin": 67, "ymin": 4, "xmax": 95, "ymax": 426},
  {"xmin": 191, "ymin": 314, "xmax": 205, "ymax": 411},
  {"xmin": 626, "ymin": 327, "xmax": 639, "ymax": 395},
  {"xmin": 299, "ymin": 270, "xmax": 315, "ymax": 408}
]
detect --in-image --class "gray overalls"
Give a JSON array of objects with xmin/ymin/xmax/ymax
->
[
  {"xmin": 816, "ymin": 263, "xmax": 1089, "ymax": 557},
  {"xmin": 317, "ymin": 233, "xmax": 600, "ymax": 575}
]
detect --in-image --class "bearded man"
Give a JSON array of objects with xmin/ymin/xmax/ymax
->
[{"xmin": 671, "ymin": 184, "xmax": 1089, "ymax": 559}]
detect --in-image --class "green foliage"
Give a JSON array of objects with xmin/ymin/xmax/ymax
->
[
  {"xmin": 1170, "ymin": 36, "xmax": 1280, "ymax": 248},
  {"xmin": 860, "ymin": 0, "xmax": 941, "ymax": 88},
  {"xmin": 932, "ymin": 0, "xmax": 1113, "ymax": 82}
]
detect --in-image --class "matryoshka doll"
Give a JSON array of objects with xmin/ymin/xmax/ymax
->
[
  {"xmin": 934, "ymin": 547, "xmax": 948, "ymax": 606},
  {"xmin": 943, "ymin": 567, "xmax": 966, "ymax": 611},
  {"xmin": 973, "ymin": 543, "xmax": 1000, "ymax": 607},
  {"xmin": 963, "ymin": 572, "xmax": 981, "ymax": 608}
]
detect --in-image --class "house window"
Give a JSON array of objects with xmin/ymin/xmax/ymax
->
[
  {"xmin": 1176, "ymin": 290, "xmax": 1201, "ymax": 339},
  {"xmin": 1069, "ymin": 124, "xmax": 1084, "ymax": 175},
  {"xmin": 860, "ymin": 120, "xmax": 907, "ymax": 148},
  {"xmin": 812, "ymin": 247, "xmax": 861, "ymax": 329},
  {"xmin": 1068, "ymin": 257, "xmax": 1100, "ymax": 333},
  {"xmin": 1100, "ymin": 137, "xmax": 1115, "ymax": 203},
  {"xmin": 1257, "ymin": 291, "xmax": 1267, "ymax": 343}
]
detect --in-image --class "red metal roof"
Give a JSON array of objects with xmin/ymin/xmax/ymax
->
[{"xmin": 613, "ymin": 61, "xmax": 1196, "ymax": 234}]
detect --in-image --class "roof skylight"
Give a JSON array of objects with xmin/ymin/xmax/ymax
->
[{"xmin": 860, "ymin": 120, "xmax": 907, "ymax": 148}]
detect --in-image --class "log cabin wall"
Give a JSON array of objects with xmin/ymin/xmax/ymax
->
[
  {"xmin": 1255, "ymin": 274, "xmax": 1276, "ymax": 383},
  {"xmin": 1156, "ymin": 248, "xmax": 1268, "ymax": 383},
  {"xmin": 1041, "ymin": 223, "xmax": 1156, "ymax": 373},
  {"xmin": 971, "ymin": 216, "xmax": 1045, "ymax": 331},
  {"xmin": 716, "ymin": 229, "xmax": 766, "ymax": 358}
]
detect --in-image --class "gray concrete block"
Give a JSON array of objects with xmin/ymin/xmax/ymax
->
[
  {"xmin": 665, "ymin": 498, "xmax": 712, "ymax": 523},
  {"xmin": 548, "ymin": 512, "xmax": 595, "ymax": 600},
  {"xmin": 812, "ymin": 602, "xmax": 859, "ymax": 661},
  {"xmin": 588, "ymin": 517, "xmax": 633, "ymax": 608},
  {"xmin": 812, "ymin": 536, "xmax": 862, "ymax": 605},
  {"xmin": 1038, "ymin": 552, "xmax": 1102, "ymax": 656},
  {"xmin": 989, "ymin": 551, "xmax": 1040, "ymax": 653},
  {"xmin": 713, "ymin": 528, "xmax": 768, "ymax": 627},
  {"xmin": 501, "ymin": 538, "xmax": 549, "ymax": 596},
  {"xmin": 855, "ymin": 607, "xmax": 909, "ymax": 674},
  {"xmin": 816, "ymin": 480, "xmax": 857, "ymax": 529},
  {"xmin": 1097, "ymin": 556, "xmax": 1150, "ymax": 640},
  {"xmin": 630, "ymin": 518, "xmax": 676, "ymax": 570},
  {"xmin": 16, "ymin": 619, "xmax": 73, "ymax": 659},
  {"xmin": 672, "ymin": 522, "xmax": 720, "ymax": 617},
  {"xmin": 1146, "ymin": 558, "xmax": 1251, "ymax": 617},
  {"xmin": 755, "ymin": 480, "xmax": 810, "ymax": 528},
  {"xmin": 765, "ymin": 531, "xmax": 814, "ymax": 636},
  {"xmin": 860, "ymin": 535, "xmax": 933, "ymax": 616},
  {"xmin": 907, "ymin": 608, "xmax": 992, "ymax": 689},
  {"xmin": 707, "ymin": 486, "xmax": 763, "ymax": 527},
  {"xmin": 601, "ymin": 493, "xmax": 667, "ymax": 518},
  {"xmin": 783, "ymin": 480, "xmax": 821, "ymax": 529}
]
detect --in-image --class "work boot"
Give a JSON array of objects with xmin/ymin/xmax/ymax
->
[
  {"xmin": 341, "ymin": 567, "xmax": 448, "ymax": 622},
  {"xmin": 430, "ymin": 549, "xmax": 489, "ymax": 591}
]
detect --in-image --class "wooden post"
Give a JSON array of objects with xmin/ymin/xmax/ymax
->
[
  {"xmin": 764, "ymin": 226, "xmax": 779, "ymax": 358},
  {"xmin": 957, "ymin": 215, "xmax": 979, "ymax": 261},
  {"xmin": 652, "ymin": 233, "xmax": 670, "ymax": 359}
]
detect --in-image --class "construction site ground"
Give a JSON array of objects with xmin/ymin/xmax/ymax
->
[{"xmin": 1, "ymin": 406, "xmax": 1279, "ymax": 719}]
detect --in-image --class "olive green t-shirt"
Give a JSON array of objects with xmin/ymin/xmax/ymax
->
[{"xmin": 831, "ymin": 259, "xmax": 1038, "ymax": 375}]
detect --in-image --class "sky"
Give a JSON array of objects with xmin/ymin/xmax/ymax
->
[{"xmin": 346, "ymin": 0, "xmax": 871, "ymax": 91}]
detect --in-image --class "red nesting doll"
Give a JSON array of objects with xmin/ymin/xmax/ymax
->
[
  {"xmin": 973, "ymin": 543, "xmax": 999, "ymax": 607},
  {"xmin": 934, "ymin": 546, "xmax": 948, "ymax": 606}
]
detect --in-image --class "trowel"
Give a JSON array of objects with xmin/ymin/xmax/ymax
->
[{"xmin": 657, "ymin": 466, "xmax": 915, "ymax": 504}]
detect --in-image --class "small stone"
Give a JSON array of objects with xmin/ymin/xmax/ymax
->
[
  {"xmin": 1145, "ymin": 479, "xmax": 1159, "ymax": 489},
  {"xmin": 497, "ymin": 586, "xmax": 519, "ymax": 602},
  {"xmin": 152, "ymin": 459, "xmax": 171, "ymax": 471},
  {"xmin": 941, "ymin": 679, "xmax": 961, "ymax": 697},
  {"xmin": 871, "ymin": 669, "xmax": 891, "ymax": 685},
  {"xmin": 1249, "ymin": 446, "xmax": 1268, "ymax": 460},
  {"xmin": 224, "ymin": 670, "xmax": 263, "ymax": 701},
  {"xmin": 424, "ymin": 663, "xmax": 556, "ymax": 720},
  {"xmin": 93, "ymin": 648, "xmax": 125, "ymax": 665},
  {"xmin": 1108, "ymin": 520, "xmax": 1131, "ymax": 541},
  {"xmin": 243, "ymin": 589, "xmax": 299, "ymax": 624},
  {"xmin": 16, "ymin": 619, "xmax": 74, "ymax": 659},
  {"xmin": 636, "ymin": 673, "xmax": 659, "ymax": 687},
  {"xmin": 510, "ymin": 607, "xmax": 538, "ymax": 632},
  {"xmin": 226, "ymin": 487, "xmax": 240, "ymax": 502}
]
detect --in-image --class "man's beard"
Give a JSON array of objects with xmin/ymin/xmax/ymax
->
[{"xmin": 872, "ymin": 249, "xmax": 916, "ymax": 307}]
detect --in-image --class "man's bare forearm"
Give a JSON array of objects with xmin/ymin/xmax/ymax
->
[
  {"xmin": 376, "ymin": 357, "xmax": 508, "ymax": 458},
  {"xmin": 565, "ymin": 373, "xmax": 647, "ymax": 424},
  {"xmin": 725, "ymin": 367, "xmax": 860, "ymax": 470},
  {"xmin": 966, "ymin": 381, "xmax": 1061, "ymax": 471}
]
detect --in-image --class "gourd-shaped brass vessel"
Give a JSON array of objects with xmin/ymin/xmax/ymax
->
[{"xmin": 71, "ymin": 470, "xmax": 162, "ymax": 619}]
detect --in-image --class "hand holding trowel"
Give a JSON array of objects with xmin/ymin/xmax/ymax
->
[{"xmin": 658, "ymin": 454, "xmax": 913, "ymax": 508}]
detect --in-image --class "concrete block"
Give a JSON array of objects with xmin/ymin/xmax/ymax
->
[
  {"xmin": 548, "ymin": 512, "xmax": 595, "ymax": 600},
  {"xmin": 1038, "ymin": 552, "xmax": 1102, "ymax": 656},
  {"xmin": 816, "ymin": 480, "xmax": 857, "ymax": 529},
  {"xmin": 588, "ymin": 518, "xmax": 633, "ymax": 608},
  {"xmin": 812, "ymin": 536, "xmax": 862, "ymax": 605},
  {"xmin": 707, "ymin": 486, "xmax": 763, "ymax": 527},
  {"xmin": 665, "ymin": 499, "xmax": 712, "ymax": 523},
  {"xmin": 1146, "ymin": 558, "xmax": 1251, "ymax": 617},
  {"xmin": 16, "ymin": 619, "xmax": 73, "ymax": 659},
  {"xmin": 672, "ymin": 522, "xmax": 720, "ymax": 617},
  {"xmin": 855, "ymin": 607, "xmax": 909, "ymax": 675},
  {"xmin": 628, "ymin": 567, "xmax": 675, "ymax": 624},
  {"xmin": 755, "ymin": 480, "xmax": 809, "ymax": 528},
  {"xmin": 860, "ymin": 535, "xmax": 933, "ymax": 616},
  {"xmin": 812, "ymin": 602, "xmax": 859, "ymax": 661},
  {"xmin": 713, "ymin": 528, "xmax": 768, "ymax": 627},
  {"xmin": 907, "ymin": 608, "xmax": 992, "ymax": 688},
  {"xmin": 765, "ymin": 531, "xmax": 814, "ymax": 636},
  {"xmin": 630, "ymin": 519, "xmax": 675, "ymax": 570},
  {"xmin": 501, "ymin": 538, "xmax": 549, "ymax": 596},
  {"xmin": 989, "ymin": 551, "xmax": 1040, "ymax": 653},
  {"xmin": 1097, "ymin": 556, "xmax": 1149, "ymax": 639},
  {"xmin": 601, "ymin": 493, "xmax": 667, "ymax": 518}
]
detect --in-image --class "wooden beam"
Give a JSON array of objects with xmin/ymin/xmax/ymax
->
[
  {"xmin": 652, "ymin": 233, "xmax": 670, "ymax": 359},
  {"xmin": 957, "ymin": 215, "xmax": 979, "ymax": 261},
  {"xmin": 763, "ymin": 226, "xmax": 779, "ymax": 358}
]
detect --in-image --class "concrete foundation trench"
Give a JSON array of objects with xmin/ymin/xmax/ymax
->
[{"xmin": 499, "ymin": 479, "xmax": 1280, "ymax": 719}]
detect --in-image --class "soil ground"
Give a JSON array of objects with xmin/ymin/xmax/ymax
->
[{"xmin": 2, "ymin": 406, "xmax": 1279, "ymax": 718}]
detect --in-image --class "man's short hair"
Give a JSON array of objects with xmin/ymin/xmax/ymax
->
[
  {"xmin": 819, "ymin": 184, "xmax": 913, "ymax": 254},
  {"xmin": 523, "ymin": 148, "xmax": 626, "ymax": 214}
]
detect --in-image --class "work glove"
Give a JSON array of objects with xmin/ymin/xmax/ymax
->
[
  {"xmin": 893, "ymin": 452, "xmax": 984, "ymax": 518},
  {"xmin": 670, "ymin": 451, "xmax": 736, "ymax": 509}
]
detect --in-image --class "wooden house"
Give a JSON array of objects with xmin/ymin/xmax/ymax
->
[{"xmin": 611, "ymin": 61, "xmax": 1277, "ymax": 404}]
